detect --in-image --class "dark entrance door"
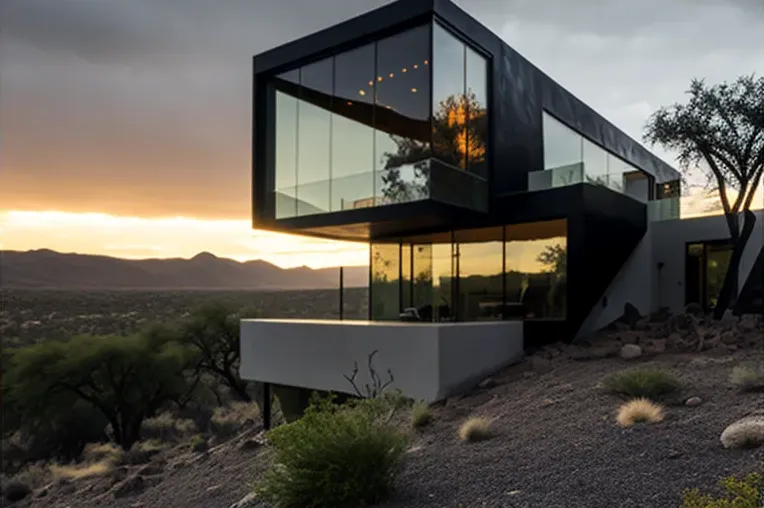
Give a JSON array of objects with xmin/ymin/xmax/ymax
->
[{"xmin": 685, "ymin": 240, "xmax": 736, "ymax": 313}]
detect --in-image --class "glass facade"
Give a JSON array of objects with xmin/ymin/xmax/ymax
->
[
  {"xmin": 370, "ymin": 219, "xmax": 567, "ymax": 322},
  {"xmin": 530, "ymin": 112, "xmax": 652, "ymax": 204},
  {"xmin": 270, "ymin": 22, "xmax": 489, "ymax": 218}
]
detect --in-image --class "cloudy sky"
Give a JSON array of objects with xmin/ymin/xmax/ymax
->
[{"xmin": 0, "ymin": 0, "xmax": 762, "ymax": 267}]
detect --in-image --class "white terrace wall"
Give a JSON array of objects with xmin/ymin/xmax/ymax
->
[{"xmin": 576, "ymin": 210, "xmax": 763, "ymax": 339}]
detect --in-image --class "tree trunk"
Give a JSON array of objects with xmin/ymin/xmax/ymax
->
[
  {"xmin": 713, "ymin": 210, "xmax": 757, "ymax": 319},
  {"xmin": 224, "ymin": 373, "xmax": 251, "ymax": 402}
]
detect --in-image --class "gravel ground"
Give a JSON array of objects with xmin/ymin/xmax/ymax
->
[
  {"xmin": 16, "ymin": 349, "xmax": 764, "ymax": 508},
  {"xmin": 380, "ymin": 351, "xmax": 764, "ymax": 508}
]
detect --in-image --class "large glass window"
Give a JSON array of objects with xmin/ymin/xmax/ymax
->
[
  {"xmin": 505, "ymin": 219, "xmax": 567, "ymax": 319},
  {"xmin": 331, "ymin": 43, "xmax": 376, "ymax": 212},
  {"xmin": 370, "ymin": 243, "xmax": 401, "ymax": 321},
  {"xmin": 432, "ymin": 23, "xmax": 466, "ymax": 170},
  {"xmin": 269, "ymin": 22, "xmax": 489, "ymax": 218},
  {"xmin": 455, "ymin": 227, "xmax": 503, "ymax": 321},
  {"xmin": 375, "ymin": 25, "xmax": 432, "ymax": 206},
  {"xmin": 274, "ymin": 87, "xmax": 299, "ymax": 218},
  {"xmin": 582, "ymin": 138, "xmax": 608, "ymax": 187},
  {"xmin": 297, "ymin": 58, "xmax": 333, "ymax": 215},
  {"xmin": 465, "ymin": 47, "xmax": 488, "ymax": 177}
]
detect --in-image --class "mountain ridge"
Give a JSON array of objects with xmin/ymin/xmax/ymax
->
[{"xmin": 0, "ymin": 249, "xmax": 368, "ymax": 290}]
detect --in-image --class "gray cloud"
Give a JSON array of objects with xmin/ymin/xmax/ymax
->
[{"xmin": 1, "ymin": 0, "xmax": 762, "ymax": 218}]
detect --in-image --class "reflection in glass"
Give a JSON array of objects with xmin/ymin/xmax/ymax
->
[
  {"xmin": 371, "ymin": 243, "xmax": 401, "ymax": 320},
  {"xmin": 297, "ymin": 101, "xmax": 331, "ymax": 214},
  {"xmin": 623, "ymin": 169, "xmax": 650, "ymax": 202},
  {"xmin": 505, "ymin": 219, "xmax": 567, "ymax": 319},
  {"xmin": 432, "ymin": 242, "xmax": 455, "ymax": 321},
  {"xmin": 607, "ymin": 153, "xmax": 628, "ymax": 192},
  {"xmin": 412, "ymin": 243, "xmax": 433, "ymax": 314},
  {"xmin": 401, "ymin": 244, "xmax": 412, "ymax": 310},
  {"xmin": 331, "ymin": 44, "xmax": 375, "ymax": 211},
  {"xmin": 274, "ymin": 90, "xmax": 298, "ymax": 218},
  {"xmin": 432, "ymin": 23, "xmax": 466, "ymax": 169},
  {"xmin": 465, "ymin": 46, "xmax": 488, "ymax": 177},
  {"xmin": 375, "ymin": 162, "xmax": 430, "ymax": 205},
  {"xmin": 375, "ymin": 25, "xmax": 431, "ymax": 206},
  {"xmin": 583, "ymin": 138, "xmax": 608, "ymax": 187},
  {"xmin": 543, "ymin": 113, "xmax": 582, "ymax": 172},
  {"xmin": 455, "ymin": 227, "xmax": 503, "ymax": 321}
]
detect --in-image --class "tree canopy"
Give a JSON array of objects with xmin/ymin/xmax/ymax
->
[{"xmin": 644, "ymin": 74, "xmax": 763, "ymax": 318}]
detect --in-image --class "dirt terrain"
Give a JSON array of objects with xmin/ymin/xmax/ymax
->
[{"xmin": 11, "ymin": 335, "xmax": 762, "ymax": 508}]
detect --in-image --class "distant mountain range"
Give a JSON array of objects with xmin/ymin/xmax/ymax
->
[{"xmin": 0, "ymin": 249, "xmax": 368, "ymax": 290}]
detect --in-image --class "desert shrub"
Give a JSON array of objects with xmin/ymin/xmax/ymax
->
[
  {"xmin": 134, "ymin": 439, "xmax": 170, "ymax": 453},
  {"xmin": 190, "ymin": 434, "xmax": 208, "ymax": 452},
  {"xmin": 50, "ymin": 460, "xmax": 114, "ymax": 481},
  {"xmin": 720, "ymin": 417, "xmax": 764, "ymax": 449},
  {"xmin": 81, "ymin": 442, "xmax": 124, "ymax": 465},
  {"xmin": 256, "ymin": 395, "xmax": 409, "ymax": 508},
  {"xmin": 729, "ymin": 363, "xmax": 764, "ymax": 392},
  {"xmin": 142, "ymin": 412, "xmax": 197, "ymax": 442},
  {"xmin": 616, "ymin": 398, "xmax": 664, "ymax": 427},
  {"xmin": 411, "ymin": 401, "xmax": 433, "ymax": 429},
  {"xmin": 459, "ymin": 417, "xmax": 493, "ymax": 443},
  {"xmin": 603, "ymin": 368, "xmax": 681, "ymax": 401},
  {"xmin": 681, "ymin": 472, "xmax": 763, "ymax": 508},
  {"xmin": 210, "ymin": 401, "xmax": 261, "ymax": 438}
]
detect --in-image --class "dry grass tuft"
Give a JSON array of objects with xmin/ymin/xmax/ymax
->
[
  {"xmin": 720, "ymin": 417, "xmax": 764, "ymax": 449},
  {"xmin": 616, "ymin": 398, "xmax": 665, "ymax": 427},
  {"xmin": 459, "ymin": 417, "xmax": 494, "ymax": 443},
  {"xmin": 729, "ymin": 363, "xmax": 764, "ymax": 392},
  {"xmin": 411, "ymin": 401, "xmax": 433, "ymax": 429},
  {"xmin": 142, "ymin": 412, "xmax": 197, "ymax": 442},
  {"xmin": 134, "ymin": 439, "xmax": 171, "ymax": 453},
  {"xmin": 50, "ymin": 459, "xmax": 115, "ymax": 481},
  {"xmin": 81, "ymin": 442, "xmax": 124, "ymax": 464},
  {"xmin": 211, "ymin": 401, "xmax": 261, "ymax": 438}
]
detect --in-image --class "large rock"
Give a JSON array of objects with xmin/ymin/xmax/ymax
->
[
  {"xmin": 720, "ymin": 416, "xmax": 764, "ymax": 449},
  {"xmin": 620, "ymin": 344, "xmax": 642, "ymax": 360}
]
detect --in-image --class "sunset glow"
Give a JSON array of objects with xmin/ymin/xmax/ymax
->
[{"xmin": 1, "ymin": 183, "xmax": 760, "ymax": 270}]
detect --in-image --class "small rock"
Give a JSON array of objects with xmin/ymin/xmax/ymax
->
[
  {"xmin": 136, "ymin": 464, "xmax": 163, "ymax": 477},
  {"xmin": 667, "ymin": 450, "xmax": 683, "ymax": 459},
  {"xmin": 620, "ymin": 344, "xmax": 642, "ymax": 360},
  {"xmin": 685, "ymin": 397, "xmax": 702, "ymax": 407},
  {"xmin": 478, "ymin": 377, "xmax": 497, "ymax": 389},
  {"xmin": 206, "ymin": 485, "xmax": 222, "ymax": 494},
  {"xmin": 238, "ymin": 438, "xmax": 263, "ymax": 451}
]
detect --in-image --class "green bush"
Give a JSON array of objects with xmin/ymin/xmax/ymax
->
[
  {"xmin": 411, "ymin": 401, "xmax": 433, "ymax": 429},
  {"xmin": 256, "ymin": 395, "xmax": 410, "ymax": 508},
  {"xmin": 681, "ymin": 472, "xmax": 763, "ymax": 508},
  {"xmin": 730, "ymin": 363, "xmax": 764, "ymax": 392},
  {"xmin": 190, "ymin": 434, "xmax": 208, "ymax": 452},
  {"xmin": 603, "ymin": 368, "xmax": 682, "ymax": 401}
]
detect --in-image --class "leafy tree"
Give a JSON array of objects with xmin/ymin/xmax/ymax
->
[
  {"xmin": 537, "ymin": 244, "xmax": 567, "ymax": 275},
  {"xmin": 180, "ymin": 304, "xmax": 254, "ymax": 402},
  {"xmin": 379, "ymin": 91, "xmax": 488, "ymax": 203},
  {"xmin": 4, "ymin": 330, "xmax": 194, "ymax": 450},
  {"xmin": 644, "ymin": 75, "xmax": 764, "ymax": 318}
]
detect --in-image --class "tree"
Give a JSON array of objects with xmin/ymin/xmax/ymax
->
[
  {"xmin": 4, "ymin": 331, "xmax": 194, "ymax": 450},
  {"xmin": 379, "ymin": 91, "xmax": 488, "ymax": 203},
  {"xmin": 537, "ymin": 244, "xmax": 567, "ymax": 275},
  {"xmin": 180, "ymin": 304, "xmax": 254, "ymax": 402},
  {"xmin": 644, "ymin": 75, "xmax": 764, "ymax": 318}
]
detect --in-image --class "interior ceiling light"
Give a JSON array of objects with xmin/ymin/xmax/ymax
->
[
  {"xmin": 411, "ymin": 88, "xmax": 418, "ymax": 93},
  {"xmin": 359, "ymin": 90, "xmax": 366, "ymax": 96},
  {"xmin": 377, "ymin": 76, "xmax": 383, "ymax": 82},
  {"xmin": 402, "ymin": 68, "xmax": 407, "ymax": 72}
]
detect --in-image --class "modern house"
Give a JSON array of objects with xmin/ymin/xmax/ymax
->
[{"xmin": 241, "ymin": 0, "xmax": 763, "ymax": 409}]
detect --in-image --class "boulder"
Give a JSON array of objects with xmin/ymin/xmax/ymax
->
[{"xmin": 620, "ymin": 344, "xmax": 642, "ymax": 360}]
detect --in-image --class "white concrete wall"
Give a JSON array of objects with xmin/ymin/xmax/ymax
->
[
  {"xmin": 240, "ymin": 319, "xmax": 524, "ymax": 403},
  {"xmin": 575, "ymin": 229, "xmax": 653, "ymax": 339},
  {"xmin": 576, "ymin": 210, "xmax": 763, "ymax": 338},
  {"xmin": 651, "ymin": 210, "xmax": 764, "ymax": 313}
]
